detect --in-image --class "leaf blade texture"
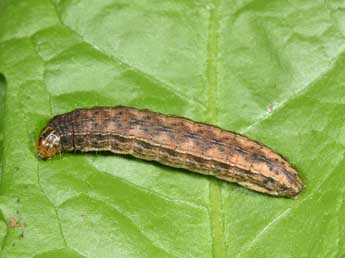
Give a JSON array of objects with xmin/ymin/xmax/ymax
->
[{"xmin": 0, "ymin": 0, "xmax": 345, "ymax": 257}]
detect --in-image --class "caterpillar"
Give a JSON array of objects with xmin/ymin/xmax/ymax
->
[{"xmin": 36, "ymin": 106, "xmax": 303, "ymax": 198}]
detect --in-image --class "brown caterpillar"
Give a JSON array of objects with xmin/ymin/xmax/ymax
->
[{"xmin": 36, "ymin": 106, "xmax": 303, "ymax": 198}]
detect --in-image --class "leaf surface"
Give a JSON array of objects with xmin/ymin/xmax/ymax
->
[{"xmin": 0, "ymin": 0, "xmax": 345, "ymax": 257}]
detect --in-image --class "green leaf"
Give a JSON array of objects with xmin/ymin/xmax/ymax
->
[{"xmin": 1, "ymin": 0, "xmax": 345, "ymax": 257}]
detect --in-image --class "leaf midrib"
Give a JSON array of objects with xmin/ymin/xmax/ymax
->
[{"xmin": 206, "ymin": 1, "xmax": 226, "ymax": 258}]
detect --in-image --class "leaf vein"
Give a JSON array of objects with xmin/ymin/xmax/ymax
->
[{"xmin": 48, "ymin": 0, "xmax": 205, "ymax": 108}]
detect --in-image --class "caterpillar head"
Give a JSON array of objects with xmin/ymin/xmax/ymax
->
[{"xmin": 36, "ymin": 126, "xmax": 62, "ymax": 159}]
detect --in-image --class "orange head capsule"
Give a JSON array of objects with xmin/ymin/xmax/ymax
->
[{"xmin": 36, "ymin": 126, "xmax": 61, "ymax": 159}]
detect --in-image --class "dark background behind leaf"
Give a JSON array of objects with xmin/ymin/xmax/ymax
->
[{"xmin": 0, "ymin": 0, "xmax": 345, "ymax": 257}]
